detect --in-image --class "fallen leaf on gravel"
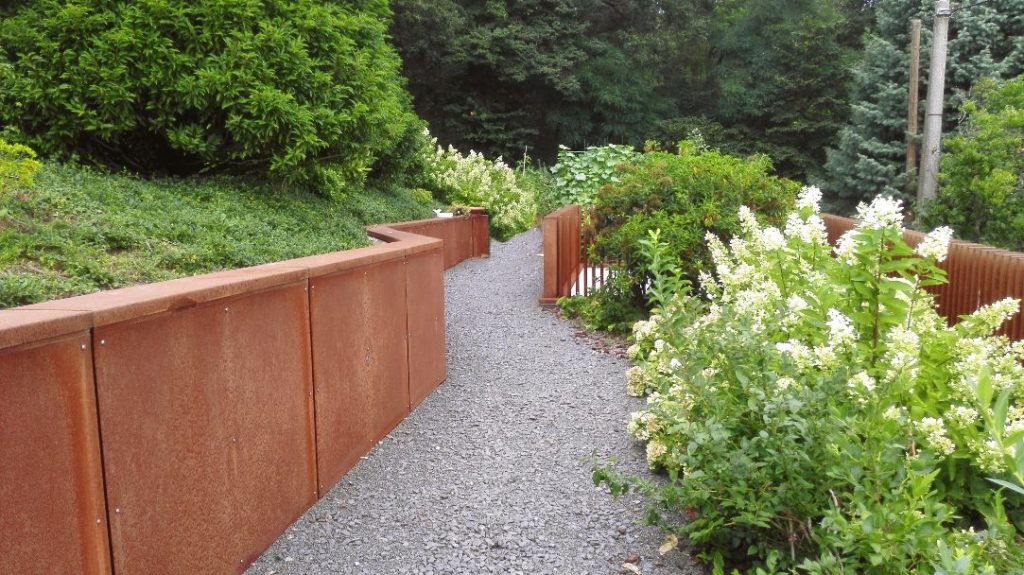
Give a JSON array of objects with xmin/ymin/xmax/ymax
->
[
  {"xmin": 621, "ymin": 563, "xmax": 642, "ymax": 574},
  {"xmin": 659, "ymin": 534, "xmax": 678, "ymax": 556},
  {"xmin": 625, "ymin": 554, "xmax": 641, "ymax": 563}
]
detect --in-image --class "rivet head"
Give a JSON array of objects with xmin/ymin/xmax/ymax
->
[
  {"xmin": 224, "ymin": 307, "xmax": 229, "ymax": 312},
  {"xmin": 100, "ymin": 340, "xmax": 107, "ymax": 346},
  {"xmin": 81, "ymin": 344, "xmax": 87, "ymax": 350},
  {"xmin": 115, "ymin": 507, "xmax": 121, "ymax": 513}
]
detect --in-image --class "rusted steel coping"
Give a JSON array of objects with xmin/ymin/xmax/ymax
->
[
  {"xmin": 0, "ymin": 309, "xmax": 93, "ymax": 350},
  {"xmin": 0, "ymin": 212, "xmax": 481, "ymax": 351}
]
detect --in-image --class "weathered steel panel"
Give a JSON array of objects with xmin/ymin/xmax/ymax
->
[
  {"xmin": 310, "ymin": 259, "xmax": 411, "ymax": 493},
  {"xmin": 0, "ymin": 332, "xmax": 111, "ymax": 575},
  {"xmin": 406, "ymin": 248, "xmax": 447, "ymax": 408},
  {"xmin": 94, "ymin": 282, "xmax": 316, "ymax": 574},
  {"xmin": 470, "ymin": 211, "xmax": 490, "ymax": 258}
]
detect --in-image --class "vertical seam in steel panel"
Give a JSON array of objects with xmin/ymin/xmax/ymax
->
[
  {"xmin": 305, "ymin": 279, "xmax": 322, "ymax": 499},
  {"xmin": 87, "ymin": 329, "xmax": 118, "ymax": 575},
  {"xmin": 402, "ymin": 254, "xmax": 414, "ymax": 412}
]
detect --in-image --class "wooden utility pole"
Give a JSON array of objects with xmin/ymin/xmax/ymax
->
[
  {"xmin": 918, "ymin": 0, "xmax": 952, "ymax": 205},
  {"xmin": 906, "ymin": 19, "xmax": 922, "ymax": 180}
]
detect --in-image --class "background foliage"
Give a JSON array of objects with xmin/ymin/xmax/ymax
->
[
  {"xmin": 822, "ymin": 0, "xmax": 1024, "ymax": 212},
  {"xmin": 923, "ymin": 75, "xmax": 1024, "ymax": 251},
  {"xmin": 390, "ymin": 0, "xmax": 868, "ymax": 183}
]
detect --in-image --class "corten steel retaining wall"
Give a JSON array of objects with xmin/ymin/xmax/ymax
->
[
  {"xmin": 0, "ymin": 211, "xmax": 488, "ymax": 575},
  {"xmin": 539, "ymin": 205, "xmax": 582, "ymax": 304},
  {"xmin": 822, "ymin": 214, "xmax": 1024, "ymax": 340}
]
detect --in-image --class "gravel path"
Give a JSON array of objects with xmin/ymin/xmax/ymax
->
[{"xmin": 246, "ymin": 229, "xmax": 700, "ymax": 575}]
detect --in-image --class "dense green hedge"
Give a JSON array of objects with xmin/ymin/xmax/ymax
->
[
  {"xmin": 592, "ymin": 142, "xmax": 798, "ymax": 295},
  {"xmin": 0, "ymin": 0, "xmax": 423, "ymax": 189}
]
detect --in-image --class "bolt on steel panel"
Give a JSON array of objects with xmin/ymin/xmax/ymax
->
[
  {"xmin": 310, "ymin": 258, "xmax": 411, "ymax": 493},
  {"xmin": 93, "ymin": 283, "xmax": 316, "ymax": 574},
  {"xmin": 405, "ymin": 249, "xmax": 447, "ymax": 408},
  {"xmin": 0, "ymin": 332, "xmax": 111, "ymax": 575}
]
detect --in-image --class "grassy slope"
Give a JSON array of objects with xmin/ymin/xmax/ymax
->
[{"xmin": 0, "ymin": 162, "xmax": 433, "ymax": 308}]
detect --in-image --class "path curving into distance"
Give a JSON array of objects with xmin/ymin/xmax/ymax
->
[{"xmin": 245, "ymin": 229, "xmax": 701, "ymax": 575}]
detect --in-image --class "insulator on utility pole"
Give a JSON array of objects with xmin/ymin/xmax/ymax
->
[{"xmin": 917, "ymin": 0, "xmax": 951, "ymax": 206}]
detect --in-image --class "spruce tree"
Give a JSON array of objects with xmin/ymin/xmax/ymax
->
[{"xmin": 822, "ymin": 0, "xmax": 1024, "ymax": 213}]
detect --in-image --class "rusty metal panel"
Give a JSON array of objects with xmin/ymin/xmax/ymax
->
[
  {"xmin": 406, "ymin": 248, "xmax": 447, "ymax": 408},
  {"xmin": 94, "ymin": 282, "xmax": 316, "ymax": 574},
  {"xmin": 310, "ymin": 259, "xmax": 410, "ymax": 493},
  {"xmin": 540, "ymin": 214, "xmax": 559, "ymax": 304},
  {"xmin": 456, "ymin": 218, "xmax": 474, "ymax": 264},
  {"xmin": 0, "ymin": 332, "xmax": 111, "ymax": 575},
  {"xmin": 470, "ymin": 210, "xmax": 490, "ymax": 258}
]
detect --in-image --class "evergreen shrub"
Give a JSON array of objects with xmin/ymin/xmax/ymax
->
[{"xmin": 0, "ymin": 0, "xmax": 421, "ymax": 188}]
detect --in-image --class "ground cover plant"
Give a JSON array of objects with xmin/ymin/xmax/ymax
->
[
  {"xmin": 0, "ymin": 155, "xmax": 433, "ymax": 308},
  {"xmin": 601, "ymin": 188, "xmax": 1024, "ymax": 573},
  {"xmin": 560, "ymin": 140, "xmax": 798, "ymax": 333}
]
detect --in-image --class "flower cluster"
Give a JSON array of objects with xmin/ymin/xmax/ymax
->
[{"xmin": 428, "ymin": 136, "xmax": 536, "ymax": 240}]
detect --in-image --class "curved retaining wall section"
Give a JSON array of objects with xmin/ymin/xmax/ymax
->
[{"xmin": 0, "ymin": 211, "xmax": 488, "ymax": 575}]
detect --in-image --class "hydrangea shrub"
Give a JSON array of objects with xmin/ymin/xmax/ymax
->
[
  {"xmin": 428, "ymin": 137, "xmax": 536, "ymax": 241},
  {"xmin": 615, "ymin": 189, "xmax": 1024, "ymax": 573}
]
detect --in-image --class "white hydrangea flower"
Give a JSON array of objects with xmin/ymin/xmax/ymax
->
[
  {"xmin": 917, "ymin": 417, "xmax": 955, "ymax": 457},
  {"xmin": 738, "ymin": 205, "xmax": 760, "ymax": 234},
  {"xmin": 784, "ymin": 213, "xmax": 828, "ymax": 246},
  {"xmin": 698, "ymin": 270, "xmax": 719, "ymax": 300},
  {"xmin": 965, "ymin": 298, "xmax": 1020, "ymax": 334},
  {"xmin": 974, "ymin": 439, "xmax": 1008, "ymax": 473},
  {"xmin": 729, "ymin": 237, "xmax": 751, "ymax": 259},
  {"xmin": 669, "ymin": 358, "xmax": 682, "ymax": 371},
  {"xmin": 884, "ymin": 326, "xmax": 920, "ymax": 375},
  {"xmin": 626, "ymin": 366, "xmax": 649, "ymax": 397},
  {"xmin": 855, "ymin": 196, "xmax": 904, "ymax": 231},
  {"xmin": 759, "ymin": 227, "xmax": 786, "ymax": 252},
  {"xmin": 646, "ymin": 439, "xmax": 668, "ymax": 467},
  {"xmin": 834, "ymin": 230, "xmax": 859, "ymax": 265},
  {"xmin": 776, "ymin": 377, "xmax": 797, "ymax": 391},
  {"xmin": 706, "ymin": 232, "xmax": 729, "ymax": 268},
  {"xmin": 626, "ymin": 344, "xmax": 641, "ymax": 360},
  {"xmin": 813, "ymin": 345, "xmax": 838, "ymax": 369},
  {"xmin": 787, "ymin": 295, "xmax": 809, "ymax": 313},
  {"xmin": 776, "ymin": 339, "xmax": 815, "ymax": 371},
  {"xmin": 947, "ymin": 405, "xmax": 979, "ymax": 428},
  {"xmin": 827, "ymin": 309, "xmax": 857, "ymax": 348},
  {"xmin": 795, "ymin": 186, "xmax": 822, "ymax": 213},
  {"xmin": 701, "ymin": 367, "xmax": 718, "ymax": 379},
  {"xmin": 884, "ymin": 405, "xmax": 908, "ymax": 422},
  {"xmin": 633, "ymin": 319, "xmax": 655, "ymax": 340},
  {"xmin": 628, "ymin": 411, "xmax": 653, "ymax": 441},
  {"xmin": 915, "ymin": 226, "xmax": 954, "ymax": 262},
  {"xmin": 849, "ymin": 372, "xmax": 876, "ymax": 392}
]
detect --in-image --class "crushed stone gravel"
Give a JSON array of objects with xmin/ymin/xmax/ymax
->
[{"xmin": 245, "ymin": 228, "xmax": 702, "ymax": 575}]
